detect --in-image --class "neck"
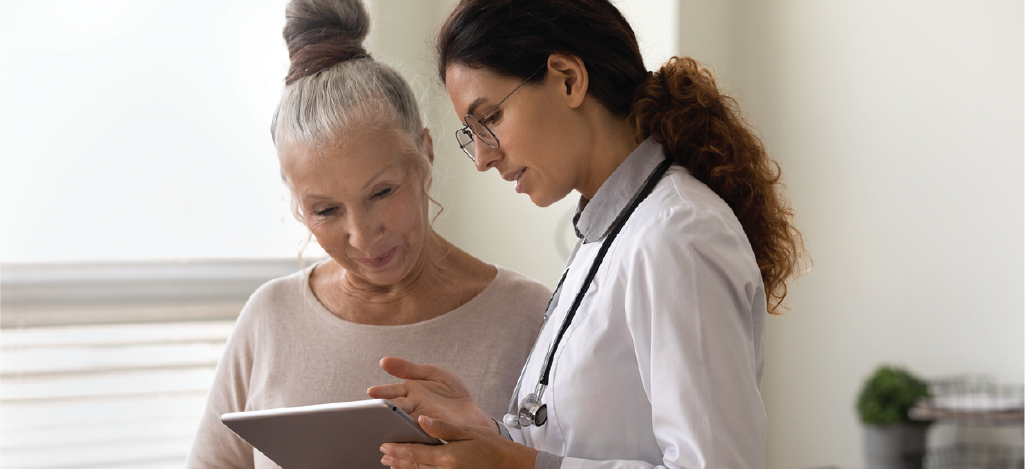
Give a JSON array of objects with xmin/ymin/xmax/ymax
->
[{"xmin": 576, "ymin": 107, "xmax": 639, "ymax": 200}]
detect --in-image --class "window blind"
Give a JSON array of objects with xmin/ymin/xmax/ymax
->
[{"xmin": 1, "ymin": 260, "xmax": 302, "ymax": 468}]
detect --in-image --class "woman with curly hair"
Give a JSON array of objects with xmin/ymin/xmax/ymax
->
[{"xmin": 369, "ymin": 1, "xmax": 807, "ymax": 468}]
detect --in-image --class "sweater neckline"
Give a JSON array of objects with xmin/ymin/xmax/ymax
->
[{"xmin": 299, "ymin": 260, "xmax": 508, "ymax": 333}]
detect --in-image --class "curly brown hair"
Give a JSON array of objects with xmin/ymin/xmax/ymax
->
[
  {"xmin": 438, "ymin": 0, "xmax": 807, "ymax": 313},
  {"xmin": 631, "ymin": 57, "xmax": 806, "ymax": 313}
]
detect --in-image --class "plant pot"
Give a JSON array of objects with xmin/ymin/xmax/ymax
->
[{"xmin": 862, "ymin": 423, "xmax": 928, "ymax": 469}]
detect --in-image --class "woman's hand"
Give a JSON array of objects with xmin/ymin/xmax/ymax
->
[
  {"xmin": 380, "ymin": 415, "xmax": 538, "ymax": 469},
  {"xmin": 367, "ymin": 357, "xmax": 493, "ymax": 429}
]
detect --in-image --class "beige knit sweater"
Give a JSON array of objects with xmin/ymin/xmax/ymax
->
[{"xmin": 187, "ymin": 264, "xmax": 550, "ymax": 468}]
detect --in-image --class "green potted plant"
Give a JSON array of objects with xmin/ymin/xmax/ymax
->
[{"xmin": 856, "ymin": 365, "xmax": 932, "ymax": 469}]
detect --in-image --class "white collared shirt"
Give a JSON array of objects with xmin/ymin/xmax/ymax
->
[{"xmin": 507, "ymin": 138, "xmax": 767, "ymax": 469}]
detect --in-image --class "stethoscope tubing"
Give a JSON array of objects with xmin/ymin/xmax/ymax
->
[
  {"xmin": 505, "ymin": 157, "xmax": 674, "ymax": 427},
  {"xmin": 504, "ymin": 268, "xmax": 567, "ymax": 420}
]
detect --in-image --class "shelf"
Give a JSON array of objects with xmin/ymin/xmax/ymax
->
[
  {"xmin": 910, "ymin": 403, "xmax": 1024, "ymax": 425},
  {"xmin": 926, "ymin": 443, "xmax": 1025, "ymax": 469},
  {"xmin": 909, "ymin": 376, "xmax": 1025, "ymax": 426}
]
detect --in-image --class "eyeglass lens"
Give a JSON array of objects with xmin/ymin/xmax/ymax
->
[
  {"xmin": 464, "ymin": 115, "xmax": 499, "ymax": 149},
  {"xmin": 456, "ymin": 127, "xmax": 476, "ymax": 160}
]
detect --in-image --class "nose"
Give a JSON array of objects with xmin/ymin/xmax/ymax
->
[
  {"xmin": 473, "ymin": 140, "xmax": 501, "ymax": 172},
  {"xmin": 346, "ymin": 210, "xmax": 383, "ymax": 253}
]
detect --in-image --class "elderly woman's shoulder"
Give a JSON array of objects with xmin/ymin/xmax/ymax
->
[
  {"xmin": 488, "ymin": 266, "xmax": 552, "ymax": 311},
  {"xmin": 248, "ymin": 267, "xmax": 308, "ymax": 301},
  {"xmin": 233, "ymin": 267, "xmax": 311, "ymax": 323}
]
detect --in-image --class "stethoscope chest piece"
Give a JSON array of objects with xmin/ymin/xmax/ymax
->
[
  {"xmin": 518, "ymin": 393, "xmax": 547, "ymax": 427},
  {"xmin": 504, "ymin": 389, "xmax": 548, "ymax": 428}
]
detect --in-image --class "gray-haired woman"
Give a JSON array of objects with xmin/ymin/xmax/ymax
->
[{"xmin": 186, "ymin": 0, "xmax": 549, "ymax": 467}]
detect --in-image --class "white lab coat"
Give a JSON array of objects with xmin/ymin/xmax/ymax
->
[{"xmin": 506, "ymin": 139, "xmax": 767, "ymax": 469}]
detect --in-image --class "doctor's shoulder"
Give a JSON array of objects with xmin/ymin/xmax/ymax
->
[{"xmin": 620, "ymin": 167, "xmax": 759, "ymax": 269}]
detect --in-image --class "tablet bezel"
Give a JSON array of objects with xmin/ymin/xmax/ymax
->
[{"xmin": 221, "ymin": 398, "xmax": 441, "ymax": 468}]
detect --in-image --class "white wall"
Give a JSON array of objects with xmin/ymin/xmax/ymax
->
[
  {"xmin": 0, "ymin": 0, "xmax": 315, "ymax": 263},
  {"xmin": 680, "ymin": 1, "xmax": 1023, "ymax": 468}
]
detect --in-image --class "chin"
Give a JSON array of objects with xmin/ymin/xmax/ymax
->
[
  {"xmin": 528, "ymin": 189, "xmax": 568, "ymax": 208},
  {"xmin": 349, "ymin": 255, "xmax": 410, "ymax": 285},
  {"xmin": 360, "ymin": 266, "xmax": 407, "ymax": 287}
]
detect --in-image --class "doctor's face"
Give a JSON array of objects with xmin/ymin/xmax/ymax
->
[
  {"xmin": 445, "ymin": 64, "xmax": 590, "ymax": 207},
  {"xmin": 279, "ymin": 128, "xmax": 433, "ymax": 287}
]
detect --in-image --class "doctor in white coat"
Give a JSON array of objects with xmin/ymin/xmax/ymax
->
[{"xmin": 369, "ymin": 0, "xmax": 807, "ymax": 467}]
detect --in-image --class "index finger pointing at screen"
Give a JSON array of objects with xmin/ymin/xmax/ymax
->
[
  {"xmin": 378, "ymin": 357, "xmax": 439, "ymax": 381},
  {"xmin": 366, "ymin": 383, "xmax": 407, "ymax": 400},
  {"xmin": 370, "ymin": 357, "xmax": 494, "ymax": 429}
]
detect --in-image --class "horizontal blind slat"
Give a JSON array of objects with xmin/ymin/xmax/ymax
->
[
  {"xmin": 0, "ymin": 261, "xmax": 298, "ymax": 469},
  {"xmin": 2, "ymin": 342, "xmax": 226, "ymax": 376},
  {"xmin": 3, "ymin": 320, "xmax": 236, "ymax": 469}
]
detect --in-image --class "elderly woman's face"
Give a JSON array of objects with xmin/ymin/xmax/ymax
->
[{"xmin": 280, "ymin": 130, "xmax": 431, "ymax": 287}]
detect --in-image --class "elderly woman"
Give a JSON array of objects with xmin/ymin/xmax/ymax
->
[{"xmin": 185, "ymin": 0, "xmax": 550, "ymax": 467}]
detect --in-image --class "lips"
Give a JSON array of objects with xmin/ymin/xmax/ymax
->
[
  {"xmin": 500, "ymin": 168, "xmax": 527, "ymax": 193},
  {"xmin": 501, "ymin": 168, "xmax": 525, "ymax": 182},
  {"xmin": 355, "ymin": 247, "xmax": 396, "ymax": 268}
]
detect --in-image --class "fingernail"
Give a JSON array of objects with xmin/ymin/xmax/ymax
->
[
  {"xmin": 381, "ymin": 456, "xmax": 393, "ymax": 466},
  {"xmin": 422, "ymin": 416, "xmax": 434, "ymax": 426},
  {"xmin": 380, "ymin": 446, "xmax": 386, "ymax": 454}
]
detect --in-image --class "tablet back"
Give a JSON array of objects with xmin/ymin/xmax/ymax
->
[{"xmin": 221, "ymin": 399, "xmax": 441, "ymax": 468}]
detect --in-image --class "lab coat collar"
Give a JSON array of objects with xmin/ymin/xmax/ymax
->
[{"xmin": 573, "ymin": 137, "xmax": 668, "ymax": 243}]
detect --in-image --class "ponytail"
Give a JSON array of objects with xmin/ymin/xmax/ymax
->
[{"xmin": 631, "ymin": 57, "xmax": 807, "ymax": 314}]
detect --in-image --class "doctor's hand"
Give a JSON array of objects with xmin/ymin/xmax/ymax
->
[
  {"xmin": 368, "ymin": 357, "xmax": 494, "ymax": 430},
  {"xmin": 380, "ymin": 415, "xmax": 537, "ymax": 469}
]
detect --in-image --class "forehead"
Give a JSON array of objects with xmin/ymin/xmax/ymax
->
[
  {"xmin": 279, "ymin": 131, "xmax": 411, "ymax": 191},
  {"xmin": 444, "ymin": 64, "xmax": 524, "ymax": 116}
]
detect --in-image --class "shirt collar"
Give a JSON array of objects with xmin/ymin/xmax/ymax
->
[{"xmin": 573, "ymin": 137, "xmax": 667, "ymax": 243}]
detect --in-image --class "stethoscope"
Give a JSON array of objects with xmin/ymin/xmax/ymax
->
[{"xmin": 503, "ymin": 156, "xmax": 674, "ymax": 428}]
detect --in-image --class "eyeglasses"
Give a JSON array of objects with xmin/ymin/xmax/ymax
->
[{"xmin": 454, "ymin": 65, "xmax": 546, "ymax": 162}]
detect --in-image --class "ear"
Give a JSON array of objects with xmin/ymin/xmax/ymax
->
[
  {"xmin": 422, "ymin": 127, "xmax": 435, "ymax": 164},
  {"xmin": 546, "ymin": 54, "xmax": 589, "ymax": 109}
]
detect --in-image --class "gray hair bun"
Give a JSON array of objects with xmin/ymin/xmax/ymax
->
[{"xmin": 283, "ymin": 0, "xmax": 371, "ymax": 85}]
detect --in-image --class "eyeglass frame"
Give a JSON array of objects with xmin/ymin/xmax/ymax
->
[{"xmin": 454, "ymin": 65, "xmax": 547, "ymax": 162}]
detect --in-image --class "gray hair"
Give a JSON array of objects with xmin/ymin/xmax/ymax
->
[
  {"xmin": 271, "ymin": 0, "xmax": 435, "ymax": 225},
  {"xmin": 271, "ymin": 58, "xmax": 426, "ymax": 152}
]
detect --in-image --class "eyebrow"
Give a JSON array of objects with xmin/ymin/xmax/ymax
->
[
  {"xmin": 362, "ymin": 164, "xmax": 397, "ymax": 191},
  {"xmin": 466, "ymin": 97, "xmax": 488, "ymax": 118}
]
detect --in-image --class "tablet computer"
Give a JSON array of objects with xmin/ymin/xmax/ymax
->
[{"xmin": 221, "ymin": 398, "xmax": 442, "ymax": 468}]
